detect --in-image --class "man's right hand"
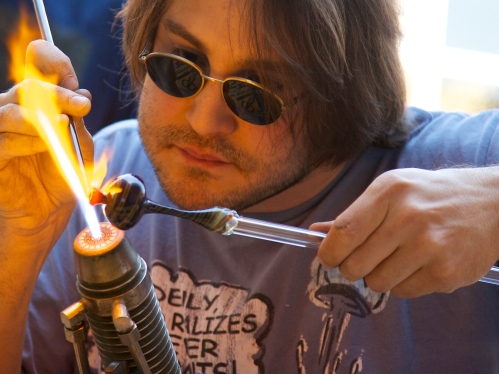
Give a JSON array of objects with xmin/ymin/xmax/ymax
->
[{"xmin": 0, "ymin": 40, "xmax": 93, "ymax": 372}]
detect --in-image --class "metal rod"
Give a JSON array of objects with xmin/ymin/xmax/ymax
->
[
  {"xmin": 31, "ymin": 0, "xmax": 89, "ymax": 193},
  {"xmin": 73, "ymin": 332, "xmax": 92, "ymax": 374},
  {"xmin": 112, "ymin": 301, "xmax": 152, "ymax": 374},
  {"xmin": 32, "ymin": 0, "xmax": 53, "ymax": 43}
]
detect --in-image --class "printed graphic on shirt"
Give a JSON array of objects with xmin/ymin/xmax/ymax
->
[
  {"xmin": 152, "ymin": 262, "xmax": 273, "ymax": 374},
  {"xmin": 85, "ymin": 262, "xmax": 273, "ymax": 374},
  {"xmin": 297, "ymin": 258, "xmax": 389, "ymax": 374}
]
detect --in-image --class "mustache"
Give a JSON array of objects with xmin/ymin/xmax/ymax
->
[{"xmin": 144, "ymin": 123, "xmax": 256, "ymax": 169}]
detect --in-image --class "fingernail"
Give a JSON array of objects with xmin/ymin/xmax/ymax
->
[
  {"xmin": 71, "ymin": 95, "xmax": 89, "ymax": 110},
  {"xmin": 61, "ymin": 76, "xmax": 78, "ymax": 90}
]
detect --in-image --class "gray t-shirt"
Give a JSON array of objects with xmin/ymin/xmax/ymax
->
[{"xmin": 23, "ymin": 107, "xmax": 499, "ymax": 373}]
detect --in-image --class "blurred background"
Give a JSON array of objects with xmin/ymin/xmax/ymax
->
[
  {"xmin": 0, "ymin": 0, "xmax": 136, "ymax": 134},
  {"xmin": 0, "ymin": 0, "xmax": 497, "ymax": 134},
  {"xmin": 399, "ymin": 0, "xmax": 499, "ymax": 112}
]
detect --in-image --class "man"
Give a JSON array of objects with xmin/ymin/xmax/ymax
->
[{"xmin": 1, "ymin": 0, "xmax": 499, "ymax": 372}]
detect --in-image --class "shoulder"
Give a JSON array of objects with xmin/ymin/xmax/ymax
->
[
  {"xmin": 93, "ymin": 119, "xmax": 139, "ymax": 147},
  {"xmin": 92, "ymin": 119, "xmax": 154, "ymax": 179},
  {"xmin": 398, "ymin": 107, "xmax": 499, "ymax": 169}
]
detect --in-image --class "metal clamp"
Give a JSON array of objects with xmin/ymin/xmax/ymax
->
[
  {"xmin": 60, "ymin": 300, "xmax": 91, "ymax": 374},
  {"xmin": 112, "ymin": 299, "xmax": 152, "ymax": 374}
]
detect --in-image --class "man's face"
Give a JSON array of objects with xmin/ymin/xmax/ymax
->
[{"xmin": 138, "ymin": 0, "xmax": 313, "ymax": 211}]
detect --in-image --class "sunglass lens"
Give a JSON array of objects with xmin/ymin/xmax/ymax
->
[
  {"xmin": 223, "ymin": 80, "xmax": 282, "ymax": 125},
  {"xmin": 146, "ymin": 55, "xmax": 202, "ymax": 97}
]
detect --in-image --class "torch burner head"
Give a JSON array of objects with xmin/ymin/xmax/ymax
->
[
  {"xmin": 73, "ymin": 222, "xmax": 139, "ymax": 288},
  {"xmin": 74, "ymin": 222, "xmax": 124, "ymax": 256}
]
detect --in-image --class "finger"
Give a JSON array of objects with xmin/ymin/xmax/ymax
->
[
  {"xmin": 388, "ymin": 263, "xmax": 466, "ymax": 299},
  {"xmin": 25, "ymin": 40, "xmax": 79, "ymax": 90},
  {"xmin": 337, "ymin": 226, "xmax": 402, "ymax": 282},
  {"xmin": 1, "ymin": 80, "xmax": 91, "ymax": 118},
  {"xmin": 388, "ymin": 267, "xmax": 438, "ymax": 298},
  {"xmin": 0, "ymin": 133, "xmax": 47, "ymax": 161},
  {"xmin": 0, "ymin": 103, "xmax": 40, "ymax": 136},
  {"xmin": 0, "ymin": 104, "xmax": 78, "ymax": 139},
  {"xmin": 309, "ymin": 221, "xmax": 333, "ymax": 233},
  {"xmin": 336, "ymin": 201, "xmax": 424, "ymax": 281},
  {"xmin": 387, "ymin": 248, "xmax": 488, "ymax": 298},
  {"xmin": 75, "ymin": 89, "xmax": 92, "ymax": 102},
  {"xmin": 362, "ymin": 243, "xmax": 427, "ymax": 294},
  {"xmin": 317, "ymin": 173, "xmax": 394, "ymax": 268}
]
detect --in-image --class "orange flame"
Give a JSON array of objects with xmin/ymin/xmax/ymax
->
[
  {"xmin": 90, "ymin": 148, "xmax": 110, "ymax": 190},
  {"xmin": 7, "ymin": 5, "xmax": 40, "ymax": 85},
  {"xmin": 7, "ymin": 6, "xmax": 102, "ymax": 237},
  {"xmin": 90, "ymin": 148, "xmax": 120, "ymax": 195}
]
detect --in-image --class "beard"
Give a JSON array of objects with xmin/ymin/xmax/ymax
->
[{"xmin": 138, "ymin": 111, "xmax": 315, "ymax": 211}]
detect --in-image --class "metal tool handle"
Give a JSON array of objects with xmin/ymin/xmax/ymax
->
[
  {"xmin": 31, "ymin": 0, "xmax": 89, "ymax": 193},
  {"xmin": 32, "ymin": 0, "xmax": 53, "ymax": 43}
]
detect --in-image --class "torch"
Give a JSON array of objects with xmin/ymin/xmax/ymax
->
[{"xmin": 60, "ymin": 223, "xmax": 181, "ymax": 374}]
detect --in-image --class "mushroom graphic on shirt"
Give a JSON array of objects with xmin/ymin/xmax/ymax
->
[{"xmin": 298, "ymin": 258, "xmax": 389, "ymax": 374}]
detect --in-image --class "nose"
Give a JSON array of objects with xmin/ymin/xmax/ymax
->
[{"xmin": 185, "ymin": 78, "xmax": 238, "ymax": 137}]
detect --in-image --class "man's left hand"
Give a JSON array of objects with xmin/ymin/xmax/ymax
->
[{"xmin": 311, "ymin": 167, "xmax": 499, "ymax": 298}]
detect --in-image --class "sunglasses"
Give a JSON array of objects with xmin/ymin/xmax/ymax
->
[{"xmin": 139, "ymin": 41, "xmax": 297, "ymax": 125}]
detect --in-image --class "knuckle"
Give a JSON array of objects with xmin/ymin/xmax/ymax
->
[
  {"xmin": 333, "ymin": 218, "xmax": 361, "ymax": 246},
  {"xmin": 397, "ymin": 203, "xmax": 426, "ymax": 229},
  {"xmin": 317, "ymin": 247, "xmax": 340, "ymax": 269},
  {"xmin": 339, "ymin": 257, "xmax": 364, "ymax": 281},
  {"xmin": 0, "ymin": 103, "xmax": 17, "ymax": 121},
  {"xmin": 76, "ymin": 89, "xmax": 92, "ymax": 101},
  {"xmin": 20, "ymin": 78, "xmax": 37, "ymax": 88},
  {"xmin": 28, "ymin": 134, "xmax": 39, "ymax": 150},
  {"xmin": 377, "ymin": 169, "xmax": 414, "ymax": 197},
  {"xmin": 0, "ymin": 132, "xmax": 13, "ymax": 152},
  {"xmin": 427, "ymin": 259, "xmax": 458, "ymax": 288},
  {"xmin": 365, "ymin": 275, "xmax": 391, "ymax": 293},
  {"xmin": 54, "ymin": 55, "xmax": 72, "ymax": 71},
  {"xmin": 26, "ymin": 40, "xmax": 46, "ymax": 57}
]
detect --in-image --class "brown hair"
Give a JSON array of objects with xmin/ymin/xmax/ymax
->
[{"xmin": 118, "ymin": 0, "xmax": 407, "ymax": 167}]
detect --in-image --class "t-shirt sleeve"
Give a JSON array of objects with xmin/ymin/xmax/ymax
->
[{"xmin": 398, "ymin": 107, "xmax": 499, "ymax": 169}]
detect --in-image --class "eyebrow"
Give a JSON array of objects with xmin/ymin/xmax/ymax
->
[
  {"xmin": 163, "ymin": 19, "xmax": 207, "ymax": 54},
  {"xmin": 162, "ymin": 18, "xmax": 281, "ymax": 74}
]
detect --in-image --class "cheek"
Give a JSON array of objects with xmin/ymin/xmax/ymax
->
[
  {"xmin": 140, "ymin": 76, "xmax": 191, "ymax": 123},
  {"xmin": 244, "ymin": 122, "xmax": 295, "ymax": 160}
]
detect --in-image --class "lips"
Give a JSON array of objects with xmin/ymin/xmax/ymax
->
[{"xmin": 176, "ymin": 145, "xmax": 230, "ymax": 166}]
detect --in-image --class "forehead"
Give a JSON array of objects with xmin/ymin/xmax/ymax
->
[{"xmin": 161, "ymin": 0, "xmax": 251, "ymax": 64}]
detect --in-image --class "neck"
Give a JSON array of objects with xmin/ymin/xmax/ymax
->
[{"xmin": 243, "ymin": 163, "xmax": 345, "ymax": 213}]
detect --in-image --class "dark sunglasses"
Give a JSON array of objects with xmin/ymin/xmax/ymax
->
[{"xmin": 139, "ymin": 41, "xmax": 297, "ymax": 125}]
